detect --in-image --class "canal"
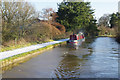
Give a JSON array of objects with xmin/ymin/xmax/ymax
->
[{"xmin": 2, "ymin": 37, "xmax": 119, "ymax": 78}]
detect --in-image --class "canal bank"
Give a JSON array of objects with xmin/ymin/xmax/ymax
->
[{"xmin": 0, "ymin": 39, "xmax": 68, "ymax": 73}]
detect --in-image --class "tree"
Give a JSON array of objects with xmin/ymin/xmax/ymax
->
[
  {"xmin": 39, "ymin": 9, "xmax": 66, "ymax": 33},
  {"xmin": 40, "ymin": 8, "xmax": 54, "ymax": 21},
  {"xmin": 85, "ymin": 19, "xmax": 99, "ymax": 36},
  {"xmin": 110, "ymin": 12, "xmax": 120, "ymax": 42},
  {"xmin": 2, "ymin": 0, "xmax": 36, "ymax": 42},
  {"xmin": 98, "ymin": 14, "xmax": 111, "ymax": 27},
  {"xmin": 57, "ymin": 2, "xmax": 93, "ymax": 31},
  {"xmin": 110, "ymin": 12, "xmax": 120, "ymax": 28},
  {"xmin": 50, "ymin": 12, "xmax": 58, "ymax": 22},
  {"xmin": 57, "ymin": 2, "xmax": 99, "ymax": 36}
]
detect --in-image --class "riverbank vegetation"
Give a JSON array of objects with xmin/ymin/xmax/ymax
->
[
  {"xmin": 98, "ymin": 12, "xmax": 120, "ymax": 43},
  {"xmin": 1, "ymin": 0, "xmax": 100, "ymax": 52},
  {"xmin": 1, "ymin": 1, "xmax": 72, "ymax": 52}
]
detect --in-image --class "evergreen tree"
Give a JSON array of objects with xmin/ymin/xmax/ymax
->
[{"xmin": 57, "ymin": 2, "xmax": 98, "ymax": 36}]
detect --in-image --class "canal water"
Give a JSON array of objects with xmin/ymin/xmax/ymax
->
[{"xmin": 2, "ymin": 37, "xmax": 120, "ymax": 78}]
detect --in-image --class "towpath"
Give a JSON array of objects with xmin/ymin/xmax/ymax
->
[{"xmin": 0, "ymin": 39, "xmax": 69, "ymax": 60}]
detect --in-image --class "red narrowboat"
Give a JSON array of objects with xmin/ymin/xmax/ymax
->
[{"xmin": 68, "ymin": 32, "xmax": 85, "ymax": 47}]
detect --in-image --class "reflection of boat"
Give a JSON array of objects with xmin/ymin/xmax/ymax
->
[{"xmin": 67, "ymin": 32, "xmax": 85, "ymax": 48}]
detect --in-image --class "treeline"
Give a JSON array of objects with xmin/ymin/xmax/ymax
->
[
  {"xmin": 1, "ymin": 1, "xmax": 69, "ymax": 47},
  {"xmin": 98, "ymin": 12, "xmax": 120, "ymax": 43},
  {"xmin": 1, "ymin": 1, "xmax": 99, "ymax": 48},
  {"xmin": 111, "ymin": 12, "xmax": 120, "ymax": 43}
]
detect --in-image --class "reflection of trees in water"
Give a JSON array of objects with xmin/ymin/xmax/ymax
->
[
  {"xmin": 81, "ymin": 37, "xmax": 96, "ymax": 49},
  {"xmin": 54, "ymin": 53, "xmax": 91, "ymax": 78},
  {"xmin": 54, "ymin": 41, "xmax": 94, "ymax": 78},
  {"xmin": 54, "ymin": 54, "xmax": 81, "ymax": 78}
]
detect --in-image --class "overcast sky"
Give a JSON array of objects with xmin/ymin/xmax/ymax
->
[{"xmin": 26, "ymin": 0, "xmax": 119, "ymax": 20}]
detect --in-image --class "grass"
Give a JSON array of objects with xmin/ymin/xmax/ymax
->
[{"xmin": 98, "ymin": 35, "xmax": 116, "ymax": 37}]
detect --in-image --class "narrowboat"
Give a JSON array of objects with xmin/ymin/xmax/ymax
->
[{"xmin": 67, "ymin": 32, "xmax": 85, "ymax": 48}]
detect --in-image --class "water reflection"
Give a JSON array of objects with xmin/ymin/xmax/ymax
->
[
  {"xmin": 54, "ymin": 37, "xmax": 119, "ymax": 78},
  {"xmin": 54, "ymin": 45, "xmax": 93, "ymax": 78},
  {"xmin": 54, "ymin": 54, "xmax": 81, "ymax": 78}
]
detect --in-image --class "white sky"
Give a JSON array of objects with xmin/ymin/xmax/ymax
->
[{"xmin": 25, "ymin": 0, "xmax": 119, "ymax": 20}]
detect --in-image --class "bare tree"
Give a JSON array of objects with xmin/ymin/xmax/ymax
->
[
  {"xmin": 40, "ymin": 8, "xmax": 54, "ymax": 21},
  {"xmin": 98, "ymin": 14, "xmax": 111, "ymax": 27},
  {"xmin": 2, "ymin": 0, "xmax": 36, "ymax": 42}
]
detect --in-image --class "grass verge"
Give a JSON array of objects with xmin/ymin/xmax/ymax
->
[{"xmin": 98, "ymin": 35, "xmax": 116, "ymax": 37}]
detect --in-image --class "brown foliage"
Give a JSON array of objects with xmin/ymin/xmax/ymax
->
[
  {"xmin": 25, "ymin": 21, "xmax": 62, "ymax": 42},
  {"xmin": 42, "ymin": 22, "xmax": 62, "ymax": 38},
  {"xmin": 50, "ymin": 12, "xmax": 66, "ymax": 33},
  {"xmin": 3, "ymin": 38, "xmax": 28, "ymax": 47},
  {"xmin": 98, "ymin": 26, "xmax": 117, "ymax": 35},
  {"xmin": 40, "ymin": 8, "xmax": 54, "ymax": 21},
  {"xmin": 51, "ymin": 12, "xmax": 58, "ymax": 22},
  {"xmin": 51, "ymin": 22, "xmax": 66, "ymax": 33}
]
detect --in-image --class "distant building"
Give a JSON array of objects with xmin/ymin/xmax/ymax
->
[{"xmin": 118, "ymin": 1, "xmax": 120, "ymax": 13}]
